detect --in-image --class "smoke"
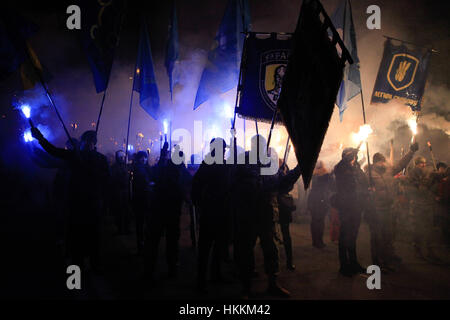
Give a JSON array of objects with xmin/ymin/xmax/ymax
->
[{"xmin": 3, "ymin": 0, "xmax": 449, "ymax": 170}]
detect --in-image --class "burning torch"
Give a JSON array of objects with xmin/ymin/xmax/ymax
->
[
  {"xmin": 427, "ymin": 141, "xmax": 438, "ymax": 171},
  {"xmin": 352, "ymin": 124, "xmax": 373, "ymax": 152}
]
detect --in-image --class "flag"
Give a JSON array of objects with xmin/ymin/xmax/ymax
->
[
  {"xmin": 79, "ymin": 0, "xmax": 124, "ymax": 93},
  {"xmin": 330, "ymin": 0, "xmax": 361, "ymax": 121},
  {"xmin": 277, "ymin": 0, "xmax": 351, "ymax": 189},
  {"xmin": 19, "ymin": 41, "xmax": 52, "ymax": 90},
  {"xmin": 133, "ymin": 21, "xmax": 161, "ymax": 120},
  {"xmin": 371, "ymin": 39, "xmax": 431, "ymax": 111},
  {"xmin": 165, "ymin": 1, "xmax": 179, "ymax": 101},
  {"xmin": 238, "ymin": 32, "xmax": 292, "ymax": 122},
  {"xmin": 0, "ymin": 9, "xmax": 45, "ymax": 88},
  {"xmin": 193, "ymin": 0, "xmax": 251, "ymax": 110}
]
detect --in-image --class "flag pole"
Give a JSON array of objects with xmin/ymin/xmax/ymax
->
[
  {"xmin": 282, "ymin": 136, "xmax": 290, "ymax": 166},
  {"xmin": 24, "ymin": 42, "xmax": 73, "ymax": 144},
  {"xmin": 95, "ymin": 8, "xmax": 126, "ymax": 135},
  {"xmin": 266, "ymin": 108, "xmax": 278, "ymax": 151},
  {"xmin": 95, "ymin": 90, "xmax": 107, "ymax": 134},
  {"xmin": 382, "ymin": 35, "xmax": 438, "ymax": 53},
  {"xmin": 125, "ymin": 32, "xmax": 140, "ymax": 163}
]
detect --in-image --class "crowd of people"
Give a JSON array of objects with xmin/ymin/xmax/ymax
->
[{"xmin": 28, "ymin": 126, "xmax": 449, "ymax": 298}]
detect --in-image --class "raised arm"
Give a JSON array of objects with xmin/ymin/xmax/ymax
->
[
  {"xmin": 31, "ymin": 127, "xmax": 72, "ymax": 160},
  {"xmin": 391, "ymin": 142, "xmax": 418, "ymax": 176}
]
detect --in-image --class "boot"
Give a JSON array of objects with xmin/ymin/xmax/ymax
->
[
  {"xmin": 267, "ymin": 275, "xmax": 290, "ymax": 298},
  {"xmin": 284, "ymin": 242, "xmax": 296, "ymax": 271}
]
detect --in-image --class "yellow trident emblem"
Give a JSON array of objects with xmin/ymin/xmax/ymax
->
[
  {"xmin": 395, "ymin": 60, "xmax": 411, "ymax": 82},
  {"xmin": 387, "ymin": 53, "xmax": 419, "ymax": 91}
]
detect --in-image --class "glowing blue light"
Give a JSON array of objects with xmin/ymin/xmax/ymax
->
[
  {"xmin": 127, "ymin": 144, "xmax": 134, "ymax": 151},
  {"xmin": 222, "ymin": 102, "xmax": 234, "ymax": 119},
  {"xmin": 23, "ymin": 131, "xmax": 33, "ymax": 142},
  {"xmin": 163, "ymin": 120, "xmax": 169, "ymax": 134},
  {"xmin": 21, "ymin": 105, "xmax": 31, "ymax": 119}
]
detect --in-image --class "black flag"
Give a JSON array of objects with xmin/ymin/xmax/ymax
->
[
  {"xmin": 371, "ymin": 39, "xmax": 431, "ymax": 111},
  {"xmin": 277, "ymin": 0, "xmax": 352, "ymax": 189}
]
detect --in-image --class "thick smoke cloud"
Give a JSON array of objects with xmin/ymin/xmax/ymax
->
[{"xmin": 2, "ymin": 0, "xmax": 449, "ymax": 169}]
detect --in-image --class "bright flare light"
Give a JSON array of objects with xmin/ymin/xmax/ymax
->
[
  {"xmin": 351, "ymin": 124, "xmax": 373, "ymax": 147},
  {"xmin": 163, "ymin": 120, "xmax": 169, "ymax": 135},
  {"xmin": 23, "ymin": 131, "xmax": 33, "ymax": 142},
  {"xmin": 407, "ymin": 116, "xmax": 418, "ymax": 142},
  {"xmin": 222, "ymin": 102, "xmax": 234, "ymax": 119},
  {"xmin": 21, "ymin": 105, "xmax": 31, "ymax": 119}
]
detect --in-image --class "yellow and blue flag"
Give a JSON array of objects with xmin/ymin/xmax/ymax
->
[
  {"xmin": 193, "ymin": 0, "xmax": 251, "ymax": 110},
  {"xmin": 0, "ymin": 9, "xmax": 49, "ymax": 89},
  {"xmin": 331, "ymin": 0, "xmax": 361, "ymax": 121},
  {"xmin": 133, "ymin": 21, "xmax": 161, "ymax": 120}
]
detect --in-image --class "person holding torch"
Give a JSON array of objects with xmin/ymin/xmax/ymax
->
[{"xmin": 366, "ymin": 140, "xmax": 418, "ymax": 272}]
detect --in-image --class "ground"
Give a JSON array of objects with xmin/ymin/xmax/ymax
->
[{"xmin": 58, "ymin": 210, "xmax": 450, "ymax": 300}]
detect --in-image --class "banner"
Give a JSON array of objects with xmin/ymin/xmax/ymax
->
[
  {"xmin": 237, "ymin": 33, "xmax": 292, "ymax": 122},
  {"xmin": 371, "ymin": 39, "xmax": 431, "ymax": 111},
  {"xmin": 277, "ymin": 0, "xmax": 351, "ymax": 189}
]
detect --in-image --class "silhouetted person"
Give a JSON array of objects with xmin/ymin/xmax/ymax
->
[
  {"xmin": 307, "ymin": 160, "xmax": 333, "ymax": 249},
  {"xmin": 187, "ymin": 154, "xmax": 200, "ymax": 249},
  {"xmin": 233, "ymin": 135, "xmax": 301, "ymax": 298},
  {"xmin": 31, "ymin": 128, "xmax": 109, "ymax": 272},
  {"xmin": 192, "ymin": 138, "xmax": 232, "ymax": 293},
  {"xmin": 132, "ymin": 151, "xmax": 152, "ymax": 255},
  {"xmin": 277, "ymin": 160, "xmax": 298, "ymax": 270},
  {"xmin": 53, "ymin": 138, "xmax": 79, "ymax": 259},
  {"xmin": 144, "ymin": 142, "xmax": 190, "ymax": 282},
  {"xmin": 111, "ymin": 150, "xmax": 131, "ymax": 235},
  {"xmin": 334, "ymin": 147, "xmax": 368, "ymax": 277}
]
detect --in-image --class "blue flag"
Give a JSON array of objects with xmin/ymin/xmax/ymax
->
[
  {"xmin": 193, "ymin": 0, "xmax": 251, "ymax": 110},
  {"xmin": 133, "ymin": 21, "xmax": 161, "ymax": 120},
  {"xmin": 79, "ymin": 0, "xmax": 124, "ymax": 93},
  {"xmin": 331, "ymin": 0, "xmax": 361, "ymax": 121},
  {"xmin": 165, "ymin": 1, "xmax": 179, "ymax": 101}
]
